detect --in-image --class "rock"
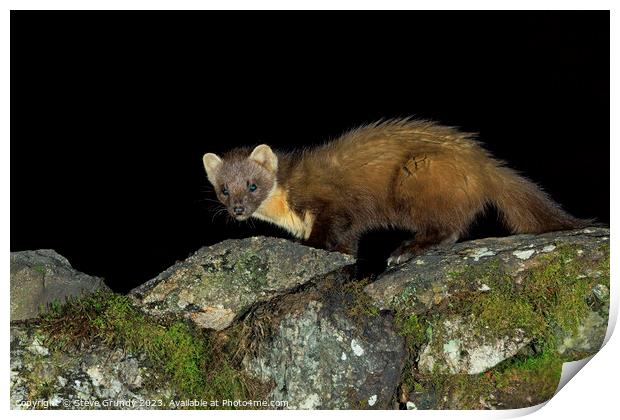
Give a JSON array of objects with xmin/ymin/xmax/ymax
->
[
  {"xmin": 10, "ymin": 246, "xmax": 394, "ymax": 410},
  {"xmin": 10, "ymin": 324, "xmax": 172, "ymax": 410},
  {"xmin": 556, "ymin": 310, "xmax": 608, "ymax": 358},
  {"xmin": 243, "ymin": 270, "xmax": 406, "ymax": 409},
  {"xmin": 366, "ymin": 228, "xmax": 609, "ymax": 374},
  {"xmin": 9, "ymin": 228, "xmax": 610, "ymax": 410},
  {"xmin": 417, "ymin": 317, "xmax": 531, "ymax": 374},
  {"xmin": 554, "ymin": 280, "xmax": 610, "ymax": 359},
  {"xmin": 128, "ymin": 238, "xmax": 403, "ymax": 409},
  {"xmin": 369, "ymin": 228, "xmax": 609, "ymax": 410},
  {"xmin": 366, "ymin": 228, "xmax": 609, "ymax": 314},
  {"xmin": 129, "ymin": 237, "xmax": 354, "ymax": 331},
  {"xmin": 10, "ymin": 250, "xmax": 109, "ymax": 321}
]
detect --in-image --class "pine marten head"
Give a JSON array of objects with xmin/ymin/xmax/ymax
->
[{"xmin": 202, "ymin": 145, "xmax": 278, "ymax": 221}]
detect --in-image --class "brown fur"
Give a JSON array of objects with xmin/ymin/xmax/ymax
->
[{"xmin": 203, "ymin": 119, "xmax": 589, "ymax": 264}]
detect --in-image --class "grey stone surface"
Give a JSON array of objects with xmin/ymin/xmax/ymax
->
[
  {"xmin": 129, "ymin": 236, "xmax": 355, "ymax": 330},
  {"xmin": 10, "ymin": 250, "xmax": 109, "ymax": 321},
  {"xmin": 244, "ymin": 289, "xmax": 406, "ymax": 409},
  {"xmin": 365, "ymin": 228, "xmax": 609, "ymax": 313}
]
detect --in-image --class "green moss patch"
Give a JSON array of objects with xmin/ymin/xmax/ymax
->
[
  {"xmin": 396, "ymin": 313, "xmax": 428, "ymax": 351},
  {"xmin": 493, "ymin": 348, "xmax": 563, "ymax": 395},
  {"xmin": 410, "ymin": 348, "xmax": 563, "ymax": 409},
  {"xmin": 522, "ymin": 245, "xmax": 608, "ymax": 337},
  {"xmin": 341, "ymin": 278, "xmax": 380, "ymax": 319},
  {"xmin": 444, "ymin": 244, "xmax": 608, "ymax": 347}
]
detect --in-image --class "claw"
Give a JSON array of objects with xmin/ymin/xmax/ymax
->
[{"xmin": 386, "ymin": 252, "xmax": 414, "ymax": 267}]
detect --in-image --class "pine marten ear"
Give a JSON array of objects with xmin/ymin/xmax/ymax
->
[
  {"xmin": 249, "ymin": 144, "xmax": 278, "ymax": 173},
  {"xmin": 202, "ymin": 153, "xmax": 222, "ymax": 186}
]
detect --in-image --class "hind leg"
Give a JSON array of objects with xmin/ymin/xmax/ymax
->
[
  {"xmin": 387, "ymin": 152, "xmax": 485, "ymax": 266},
  {"xmin": 387, "ymin": 229, "xmax": 459, "ymax": 266}
]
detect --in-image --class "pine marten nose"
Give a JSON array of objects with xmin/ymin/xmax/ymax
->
[{"xmin": 233, "ymin": 206, "xmax": 245, "ymax": 215}]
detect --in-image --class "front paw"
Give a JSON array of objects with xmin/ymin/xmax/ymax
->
[
  {"xmin": 387, "ymin": 240, "xmax": 421, "ymax": 267},
  {"xmin": 387, "ymin": 251, "xmax": 416, "ymax": 267},
  {"xmin": 388, "ymin": 254, "xmax": 415, "ymax": 267}
]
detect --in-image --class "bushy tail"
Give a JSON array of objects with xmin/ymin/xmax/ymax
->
[{"xmin": 490, "ymin": 165, "xmax": 592, "ymax": 234}]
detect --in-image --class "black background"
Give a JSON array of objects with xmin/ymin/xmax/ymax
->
[{"xmin": 11, "ymin": 11, "xmax": 609, "ymax": 293}]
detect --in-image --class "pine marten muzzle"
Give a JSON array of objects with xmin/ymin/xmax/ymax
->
[{"xmin": 203, "ymin": 119, "xmax": 589, "ymax": 265}]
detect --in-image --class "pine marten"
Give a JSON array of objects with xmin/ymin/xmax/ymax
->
[{"xmin": 202, "ymin": 119, "xmax": 588, "ymax": 265}]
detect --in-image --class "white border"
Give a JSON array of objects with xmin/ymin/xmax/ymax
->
[
  {"xmin": 3, "ymin": 3, "xmax": 616, "ymax": 420},
  {"xmin": 1, "ymin": 0, "xmax": 618, "ymax": 10}
]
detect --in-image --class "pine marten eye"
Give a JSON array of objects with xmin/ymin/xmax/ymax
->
[
  {"xmin": 248, "ymin": 183, "xmax": 258, "ymax": 192},
  {"xmin": 221, "ymin": 186, "xmax": 229, "ymax": 196}
]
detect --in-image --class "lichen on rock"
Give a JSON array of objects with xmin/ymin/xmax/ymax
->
[
  {"xmin": 130, "ymin": 237, "xmax": 354, "ymax": 331},
  {"xmin": 417, "ymin": 316, "xmax": 531, "ymax": 375},
  {"xmin": 9, "ymin": 228, "xmax": 610, "ymax": 410},
  {"xmin": 373, "ymin": 228, "xmax": 610, "ymax": 409},
  {"xmin": 243, "ymin": 275, "xmax": 406, "ymax": 409}
]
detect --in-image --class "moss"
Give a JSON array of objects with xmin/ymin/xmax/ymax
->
[
  {"xmin": 443, "ymin": 244, "xmax": 607, "ymax": 345},
  {"xmin": 446, "ymin": 259, "xmax": 542, "ymax": 335},
  {"xmin": 37, "ymin": 291, "xmax": 266, "ymax": 408},
  {"xmin": 396, "ymin": 313, "xmax": 428, "ymax": 350},
  {"xmin": 412, "ymin": 348, "xmax": 563, "ymax": 409},
  {"xmin": 522, "ymin": 245, "xmax": 607, "ymax": 339},
  {"xmin": 33, "ymin": 265, "xmax": 47, "ymax": 275},
  {"xmin": 38, "ymin": 299, "xmax": 63, "ymax": 318},
  {"xmin": 22, "ymin": 350, "xmax": 57, "ymax": 402},
  {"xmin": 341, "ymin": 279, "xmax": 380, "ymax": 319},
  {"xmin": 450, "ymin": 258, "xmax": 510, "ymax": 291},
  {"xmin": 398, "ymin": 242, "xmax": 609, "ymax": 408},
  {"xmin": 492, "ymin": 348, "xmax": 563, "ymax": 406},
  {"xmin": 431, "ymin": 372, "xmax": 496, "ymax": 409},
  {"xmin": 395, "ymin": 310, "xmax": 432, "ymax": 399},
  {"xmin": 496, "ymin": 348, "xmax": 562, "ymax": 381},
  {"xmin": 472, "ymin": 292, "xmax": 547, "ymax": 338}
]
